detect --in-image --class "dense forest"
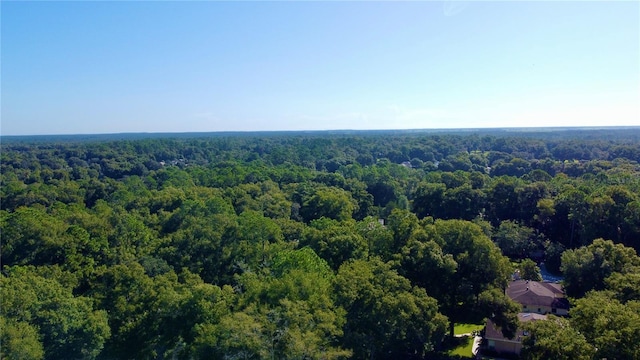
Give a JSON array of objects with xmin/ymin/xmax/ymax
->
[{"xmin": 2, "ymin": 128, "xmax": 640, "ymax": 359}]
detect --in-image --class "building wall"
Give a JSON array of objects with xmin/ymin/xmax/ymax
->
[
  {"xmin": 521, "ymin": 304, "xmax": 568, "ymax": 316},
  {"xmin": 487, "ymin": 338, "xmax": 523, "ymax": 355}
]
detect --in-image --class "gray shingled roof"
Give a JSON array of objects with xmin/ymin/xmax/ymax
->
[
  {"xmin": 484, "ymin": 313, "xmax": 547, "ymax": 341},
  {"xmin": 485, "ymin": 312, "xmax": 548, "ymax": 341},
  {"xmin": 506, "ymin": 280, "xmax": 570, "ymax": 310}
]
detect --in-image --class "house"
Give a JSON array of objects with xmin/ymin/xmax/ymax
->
[
  {"xmin": 506, "ymin": 280, "xmax": 569, "ymax": 316},
  {"xmin": 481, "ymin": 280, "xmax": 570, "ymax": 357},
  {"xmin": 485, "ymin": 313, "xmax": 547, "ymax": 355}
]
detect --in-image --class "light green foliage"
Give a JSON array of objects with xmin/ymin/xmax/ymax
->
[
  {"xmin": 301, "ymin": 186, "xmax": 357, "ymax": 222},
  {"xmin": 163, "ymin": 211, "xmax": 236, "ymax": 283},
  {"xmin": 535, "ymin": 197, "xmax": 556, "ymax": 224},
  {"xmin": 356, "ymin": 216, "xmax": 394, "ymax": 260},
  {"xmin": 1, "ymin": 207, "xmax": 93, "ymax": 270},
  {"xmin": 225, "ymin": 181, "xmax": 292, "ymax": 218},
  {"xmin": 446, "ymin": 335, "xmax": 475, "ymax": 358},
  {"xmin": 453, "ymin": 323, "xmax": 485, "ymax": 336},
  {"xmin": 570, "ymin": 291, "xmax": 640, "ymax": 360},
  {"xmin": 0, "ymin": 204, "xmax": 108, "ymax": 285},
  {"xmin": 605, "ymin": 269, "xmax": 640, "ymax": 302},
  {"xmin": 519, "ymin": 258, "xmax": 542, "ymax": 281},
  {"xmin": 215, "ymin": 247, "xmax": 350, "ymax": 359},
  {"xmin": 92, "ymin": 263, "xmax": 236, "ymax": 359},
  {"xmin": 196, "ymin": 310, "xmax": 268, "ymax": 359},
  {"xmin": 107, "ymin": 209, "xmax": 159, "ymax": 262},
  {"xmin": 271, "ymin": 247, "xmax": 332, "ymax": 278},
  {"xmin": 0, "ymin": 316, "xmax": 44, "ymax": 360},
  {"xmin": 386, "ymin": 208, "xmax": 420, "ymax": 252},
  {"xmin": 235, "ymin": 210, "xmax": 286, "ymax": 268},
  {"xmin": 520, "ymin": 316, "xmax": 594, "ymax": 360},
  {"xmin": 400, "ymin": 232, "xmax": 457, "ymax": 304},
  {"xmin": 89, "ymin": 262, "xmax": 162, "ymax": 358},
  {"xmin": 561, "ymin": 238, "xmax": 640, "ymax": 297},
  {"xmin": 585, "ymin": 186, "xmax": 637, "ymax": 243},
  {"xmin": 1, "ymin": 266, "xmax": 110, "ymax": 360}
]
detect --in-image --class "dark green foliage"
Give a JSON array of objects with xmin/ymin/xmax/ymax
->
[
  {"xmin": 301, "ymin": 218, "xmax": 368, "ymax": 270},
  {"xmin": 399, "ymin": 219, "xmax": 512, "ymax": 338},
  {"xmin": 543, "ymin": 240, "xmax": 565, "ymax": 273},
  {"xmin": 493, "ymin": 220, "xmax": 540, "ymax": 258},
  {"xmin": 413, "ymin": 182, "xmax": 446, "ymax": 219},
  {"xmin": 2, "ymin": 129, "xmax": 640, "ymax": 358},
  {"xmin": 561, "ymin": 239, "xmax": 640, "ymax": 298},
  {"xmin": 335, "ymin": 258, "xmax": 447, "ymax": 359},
  {"xmin": 477, "ymin": 288, "xmax": 521, "ymax": 339}
]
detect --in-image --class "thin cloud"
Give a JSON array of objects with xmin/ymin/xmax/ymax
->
[{"xmin": 443, "ymin": 0, "xmax": 471, "ymax": 17}]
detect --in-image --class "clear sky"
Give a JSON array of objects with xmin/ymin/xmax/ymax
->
[{"xmin": 2, "ymin": 1, "xmax": 639, "ymax": 135}]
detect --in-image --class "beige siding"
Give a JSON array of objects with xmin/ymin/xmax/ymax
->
[{"xmin": 488, "ymin": 338, "xmax": 523, "ymax": 355}]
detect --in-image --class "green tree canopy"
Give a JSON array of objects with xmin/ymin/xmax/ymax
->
[
  {"xmin": 519, "ymin": 258, "xmax": 542, "ymax": 281},
  {"xmin": 335, "ymin": 258, "xmax": 447, "ymax": 359},
  {"xmin": 561, "ymin": 238, "xmax": 640, "ymax": 298},
  {"xmin": 2, "ymin": 266, "xmax": 110, "ymax": 360},
  {"xmin": 570, "ymin": 291, "xmax": 640, "ymax": 360},
  {"xmin": 520, "ymin": 316, "xmax": 595, "ymax": 360},
  {"xmin": 301, "ymin": 186, "xmax": 357, "ymax": 222},
  {"xmin": 419, "ymin": 219, "xmax": 513, "ymax": 336}
]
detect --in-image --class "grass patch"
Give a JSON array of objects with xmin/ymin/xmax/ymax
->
[
  {"xmin": 454, "ymin": 322, "xmax": 484, "ymax": 336},
  {"xmin": 435, "ymin": 323, "xmax": 484, "ymax": 359},
  {"xmin": 446, "ymin": 335, "xmax": 474, "ymax": 358}
]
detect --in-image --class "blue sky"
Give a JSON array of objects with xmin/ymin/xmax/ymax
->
[{"xmin": 2, "ymin": 1, "xmax": 638, "ymax": 135}]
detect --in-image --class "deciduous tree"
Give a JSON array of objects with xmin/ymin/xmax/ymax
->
[{"xmin": 335, "ymin": 258, "xmax": 447, "ymax": 359}]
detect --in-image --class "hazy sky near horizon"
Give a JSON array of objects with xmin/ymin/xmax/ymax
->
[{"xmin": 2, "ymin": 1, "xmax": 639, "ymax": 135}]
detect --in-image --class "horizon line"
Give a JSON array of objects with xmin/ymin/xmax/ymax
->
[{"xmin": 3, "ymin": 125, "xmax": 640, "ymax": 138}]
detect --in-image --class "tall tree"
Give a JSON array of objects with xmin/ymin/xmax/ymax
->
[
  {"xmin": 0, "ymin": 316, "xmax": 45, "ymax": 360},
  {"xmin": 493, "ymin": 220, "xmax": 540, "ymax": 259},
  {"xmin": 301, "ymin": 186, "xmax": 357, "ymax": 222},
  {"xmin": 412, "ymin": 182, "xmax": 446, "ymax": 219},
  {"xmin": 220, "ymin": 248, "xmax": 350, "ymax": 359},
  {"xmin": 486, "ymin": 176, "xmax": 522, "ymax": 226},
  {"xmin": 301, "ymin": 218, "xmax": 368, "ymax": 270},
  {"xmin": 335, "ymin": 258, "xmax": 447, "ymax": 359},
  {"xmin": 418, "ymin": 219, "xmax": 512, "ymax": 336},
  {"xmin": 520, "ymin": 316, "xmax": 595, "ymax": 360},
  {"xmin": 561, "ymin": 239, "xmax": 640, "ymax": 298},
  {"xmin": 570, "ymin": 291, "xmax": 640, "ymax": 360},
  {"xmin": 2, "ymin": 266, "xmax": 110, "ymax": 360},
  {"xmin": 477, "ymin": 288, "xmax": 521, "ymax": 339},
  {"xmin": 519, "ymin": 258, "xmax": 542, "ymax": 281}
]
